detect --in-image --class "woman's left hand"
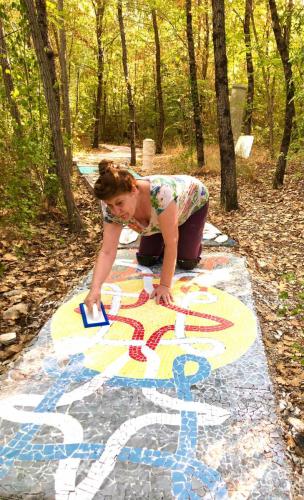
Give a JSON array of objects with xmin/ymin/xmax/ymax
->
[{"xmin": 151, "ymin": 284, "xmax": 174, "ymax": 305}]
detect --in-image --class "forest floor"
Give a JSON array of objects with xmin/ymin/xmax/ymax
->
[{"xmin": 0, "ymin": 144, "xmax": 304, "ymax": 497}]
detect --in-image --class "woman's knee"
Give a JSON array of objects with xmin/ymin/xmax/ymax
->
[
  {"xmin": 177, "ymin": 257, "xmax": 200, "ymax": 270},
  {"xmin": 136, "ymin": 253, "xmax": 161, "ymax": 267}
]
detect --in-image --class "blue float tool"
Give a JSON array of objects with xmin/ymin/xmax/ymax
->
[{"xmin": 79, "ymin": 302, "xmax": 109, "ymax": 328}]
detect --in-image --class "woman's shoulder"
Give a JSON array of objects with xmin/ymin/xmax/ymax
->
[{"xmin": 145, "ymin": 174, "xmax": 207, "ymax": 191}]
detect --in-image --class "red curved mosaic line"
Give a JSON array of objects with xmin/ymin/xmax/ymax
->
[
  {"xmin": 106, "ymin": 314, "xmax": 146, "ymax": 362},
  {"xmin": 161, "ymin": 302, "xmax": 233, "ymax": 331},
  {"xmin": 75, "ymin": 284, "xmax": 234, "ymax": 363},
  {"xmin": 117, "ymin": 291, "xmax": 233, "ymax": 362},
  {"xmin": 103, "ymin": 289, "xmax": 149, "ymax": 310}
]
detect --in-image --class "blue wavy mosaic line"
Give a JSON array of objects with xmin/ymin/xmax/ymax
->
[{"xmin": 0, "ymin": 353, "xmax": 227, "ymax": 498}]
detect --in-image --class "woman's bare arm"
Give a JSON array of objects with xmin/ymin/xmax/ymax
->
[
  {"xmin": 151, "ymin": 201, "xmax": 178, "ymax": 304},
  {"xmin": 85, "ymin": 222, "xmax": 122, "ymax": 312}
]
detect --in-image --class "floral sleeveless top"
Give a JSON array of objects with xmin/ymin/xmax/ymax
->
[{"xmin": 101, "ymin": 174, "xmax": 209, "ymax": 236}]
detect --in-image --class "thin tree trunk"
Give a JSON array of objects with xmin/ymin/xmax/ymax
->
[
  {"xmin": 152, "ymin": 8, "xmax": 165, "ymax": 154},
  {"xmin": 92, "ymin": 0, "xmax": 105, "ymax": 149},
  {"xmin": 74, "ymin": 66, "xmax": 80, "ymax": 127},
  {"xmin": 22, "ymin": 0, "xmax": 82, "ymax": 231},
  {"xmin": 211, "ymin": 0, "xmax": 238, "ymax": 210},
  {"xmin": 32, "ymin": 0, "xmax": 59, "ymax": 208},
  {"xmin": 243, "ymin": 0, "xmax": 254, "ymax": 135},
  {"xmin": 251, "ymin": 9, "xmax": 275, "ymax": 156},
  {"xmin": 57, "ymin": 0, "xmax": 73, "ymax": 170},
  {"xmin": 35, "ymin": 0, "xmax": 61, "ymax": 208},
  {"xmin": 102, "ymin": 86, "xmax": 107, "ymax": 138},
  {"xmin": 117, "ymin": 0, "xmax": 136, "ymax": 166},
  {"xmin": 268, "ymin": 0, "xmax": 295, "ymax": 188},
  {"xmin": 268, "ymin": 75, "xmax": 276, "ymax": 158},
  {"xmin": 284, "ymin": 0, "xmax": 293, "ymax": 46},
  {"xmin": 185, "ymin": 0, "xmax": 205, "ymax": 167},
  {"xmin": 197, "ymin": 0, "xmax": 209, "ymax": 124},
  {"xmin": 202, "ymin": 0, "xmax": 209, "ymax": 80},
  {"xmin": 0, "ymin": 18, "xmax": 22, "ymax": 131}
]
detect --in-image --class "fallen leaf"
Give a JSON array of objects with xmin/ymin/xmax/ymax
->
[
  {"xmin": 2, "ymin": 253, "xmax": 18, "ymax": 262},
  {"xmin": 0, "ymin": 332, "xmax": 17, "ymax": 345},
  {"xmin": 3, "ymin": 303, "xmax": 28, "ymax": 320}
]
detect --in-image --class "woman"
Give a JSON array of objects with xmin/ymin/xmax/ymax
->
[{"xmin": 84, "ymin": 160, "xmax": 209, "ymax": 310}]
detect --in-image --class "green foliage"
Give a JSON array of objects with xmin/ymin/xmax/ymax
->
[
  {"xmin": 167, "ymin": 145, "xmax": 197, "ymax": 174},
  {"xmin": 0, "ymin": 0, "xmax": 304, "ymax": 235},
  {"xmin": 0, "ymin": 124, "xmax": 51, "ymax": 233},
  {"xmin": 293, "ymin": 342, "xmax": 304, "ymax": 366},
  {"xmin": 44, "ymin": 171, "xmax": 60, "ymax": 200},
  {"xmin": 277, "ymin": 273, "xmax": 304, "ymax": 364}
]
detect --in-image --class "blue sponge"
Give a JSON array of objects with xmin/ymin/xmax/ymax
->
[{"xmin": 79, "ymin": 302, "xmax": 110, "ymax": 328}]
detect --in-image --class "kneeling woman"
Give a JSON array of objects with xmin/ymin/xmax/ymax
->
[{"xmin": 85, "ymin": 160, "xmax": 209, "ymax": 309}]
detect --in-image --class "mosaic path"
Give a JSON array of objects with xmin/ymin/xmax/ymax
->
[{"xmin": 0, "ymin": 251, "xmax": 291, "ymax": 499}]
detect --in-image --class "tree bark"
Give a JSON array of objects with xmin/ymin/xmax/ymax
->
[
  {"xmin": 92, "ymin": 0, "xmax": 105, "ymax": 149},
  {"xmin": 201, "ymin": 0, "xmax": 210, "ymax": 80},
  {"xmin": 117, "ymin": 0, "xmax": 136, "ymax": 166},
  {"xmin": 211, "ymin": 0, "xmax": 238, "ymax": 210},
  {"xmin": 268, "ymin": 0, "xmax": 295, "ymax": 188},
  {"xmin": 185, "ymin": 0, "xmax": 205, "ymax": 167},
  {"xmin": 251, "ymin": 9, "xmax": 275, "ymax": 157},
  {"xmin": 35, "ymin": 0, "xmax": 59, "ymax": 107},
  {"xmin": 22, "ymin": 0, "xmax": 82, "ymax": 231},
  {"xmin": 151, "ymin": 8, "xmax": 165, "ymax": 154},
  {"xmin": 0, "ymin": 18, "xmax": 22, "ymax": 131},
  {"xmin": 57, "ymin": 0, "xmax": 73, "ymax": 170},
  {"xmin": 74, "ymin": 66, "xmax": 80, "ymax": 128},
  {"xmin": 243, "ymin": 0, "xmax": 254, "ymax": 135},
  {"xmin": 35, "ymin": 0, "xmax": 60, "ymax": 208}
]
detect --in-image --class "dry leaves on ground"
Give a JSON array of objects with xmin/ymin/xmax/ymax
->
[{"xmin": 0, "ymin": 173, "xmax": 102, "ymax": 366}]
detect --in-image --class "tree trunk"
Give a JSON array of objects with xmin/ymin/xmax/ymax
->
[
  {"xmin": 92, "ymin": 0, "xmax": 105, "ymax": 149},
  {"xmin": 74, "ymin": 66, "xmax": 80, "ymax": 127},
  {"xmin": 185, "ymin": 0, "xmax": 205, "ymax": 168},
  {"xmin": 211, "ymin": 0, "xmax": 238, "ymax": 210},
  {"xmin": 0, "ymin": 18, "xmax": 22, "ymax": 131},
  {"xmin": 151, "ymin": 8, "xmax": 165, "ymax": 154},
  {"xmin": 33, "ymin": 0, "xmax": 60, "ymax": 208},
  {"xmin": 57, "ymin": 0, "xmax": 73, "ymax": 171},
  {"xmin": 201, "ymin": 0, "xmax": 210, "ymax": 80},
  {"xmin": 22, "ymin": 0, "xmax": 82, "ymax": 232},
  {"xmin": 117, "ymin": 0, "xmax": 136, "ymax": 166},
  {"xmin": 35, "ymin": 0, "xmax": 59, "ymax": 107},
  {"xmin": 243, "ymin": 0, "xmax": 254, "ymax": 135},
  {"xmin": 268, "ymin": 0, "xmax": 295, "ymax": 188},
  {"xmin": 251, "ymin": 9, "xmax": 275, "ymax": 157},
  {"xmin": 102, "ymin": 86, "xmax": 107, "ymax": 138}
]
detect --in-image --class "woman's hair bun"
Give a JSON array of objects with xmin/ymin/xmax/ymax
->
[
  {"xmin": 94, "ymin": 160, "xmax": 136, "ymax": 200},
  {"xmin": 98, "ymin": 159, "xmax": 114, "ymax": 176}
]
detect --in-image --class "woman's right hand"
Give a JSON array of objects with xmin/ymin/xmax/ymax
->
[{"xmin": 84, "ymin": 288, "xmax": 101, "ymax": 315}]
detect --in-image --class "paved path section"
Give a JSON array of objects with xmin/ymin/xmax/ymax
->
[{"xmin": 0, "ymin": 251, "xmax": 291, "ymax": 499}]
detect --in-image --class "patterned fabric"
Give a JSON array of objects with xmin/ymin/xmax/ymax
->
[{"xmin": 101, "ymin": 175, "xmax": 209, "ymax": 236}]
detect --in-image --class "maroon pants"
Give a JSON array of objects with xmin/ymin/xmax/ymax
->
[{"xmin": 137, "ymin": 202, "xmax": 208, "ymax": 268}]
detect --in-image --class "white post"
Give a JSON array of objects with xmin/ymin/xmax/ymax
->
[
  {"xmin": 142, "ymin": 138, "xmax": 155, "ymax": 169},
  {"xmin": 230, "ymin": 84, "xmax": 247, "ymax": 144}
]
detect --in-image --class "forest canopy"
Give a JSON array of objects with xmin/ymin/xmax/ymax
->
[{"xmin": 0, "ymin": 0, "xmax": 303, "ymax": 230}]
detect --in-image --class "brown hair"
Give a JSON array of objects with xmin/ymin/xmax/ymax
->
[{"xmin": 94, "ymin": 160, "xmax": 136, "ymax": 200}]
